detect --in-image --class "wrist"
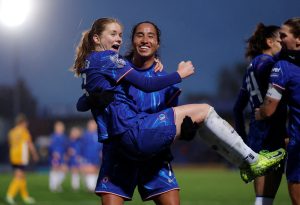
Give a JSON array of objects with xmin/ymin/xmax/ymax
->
[{"xmin": 176, "ymin": 71, "xmax": 183, "ymax": 79}]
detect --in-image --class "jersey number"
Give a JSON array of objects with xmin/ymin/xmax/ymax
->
[
  {"xmin": 81, "ymin": 73, "xmax": 89, "ymax": 96},
  {"xmin": 245, "ymin": 71, "xmax": 263, "ymax": 106}
]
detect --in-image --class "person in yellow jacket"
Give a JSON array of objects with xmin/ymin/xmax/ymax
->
[{"xmin": 5, "ymin": 114, "xmax": 39, "ymax": 205}]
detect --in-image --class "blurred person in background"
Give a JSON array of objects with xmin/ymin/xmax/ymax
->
[
  {"xmin": 5, "ymin": 114, "xmax": 39, "ymax": 205},
  {"xmin": 233, "ymin": 23, "xmax": 287, "ymax": 205},
  {"xmin": 48, "ymin": 121, "xmax": 68, "ymax": 192},
  {"xmin": 80, "ymin": 119, "xmax": 103, "ymax": 192},
  {"xmin": 255, "ymin": 17, "xmax": 300, "ymax": 205},
  {"xmin": 66, "ymin": 126, "xmax": 83, "ymax": 191}
]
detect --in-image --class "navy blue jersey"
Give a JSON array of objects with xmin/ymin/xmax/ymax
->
[
  {"xmin": 233, "ymin": 54, "xmax": 287, "ymax": 151},
  {"xmin": 81, "ymin": 50, "xmax": 181, "ymax": 141},
  {"xmin": 67, "ymin": 138, "xmax": 82, "ymax": 167},
  {"xmin": 127, "ymin": 61, "xmax": 181, "ymax": 113},
  {"xmin": 81, "ymin": 130, "xmax": 103, "ymax": 165},
  {"xmin": 270, "ymin": 60, "xmax": 300, "ymax": 143},
  {"xmin": 242, "ymin": 54, "xmax": 276, "ymax": 110},
  {"xmin": 48, "ymin": 133, "xmax": 68, "ymax": 163}
]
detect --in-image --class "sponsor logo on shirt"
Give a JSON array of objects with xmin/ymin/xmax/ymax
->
[
  {"xmin": 270, "ymin": 67, "xmax": 281, "ymax": 77},
  {"xmin": 102, "ymin": 176, "xmax": 109, "ymax": 183},
  {"xmin": 272, "ymin": 67, "xmax": 281, "ymax": 73},
  {"xmin": 110, "ymin": 54, "xmax": 126, "ymax": 68},
  {"xmin": 159, "ymin": 113, "xmax": 166, "ymax": 121}
]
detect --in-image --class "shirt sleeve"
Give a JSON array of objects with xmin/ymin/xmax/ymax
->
[
  {"xmin": 123, "ymin": 70, "xmax": 182, "ymax": 92},
  {"xmin": 269, "ymin": 61, "xmax": 288, "ymax": 91},
  {"xmin": 85, "ymin": 51, "xmax": 182, "ymax": 93},
  {"xmin": 76, "ymin": 94, "xmax": 90, "ymax": 112}
]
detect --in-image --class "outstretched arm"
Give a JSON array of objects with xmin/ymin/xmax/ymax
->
[
  {"xmin": 124, "ymin": 70, "xmax": 181, "ymax": 92},
  {"xmin": 124, "ymin": 61, "xmax": 194, "ymax": 92}
]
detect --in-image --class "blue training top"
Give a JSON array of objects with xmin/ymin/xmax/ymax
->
[{"xmin": 80, "ymin": 50, "xmax": 181, "ymax": 141}]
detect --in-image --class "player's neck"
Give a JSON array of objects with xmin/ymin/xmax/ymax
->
[
  {"xmin": 132, "ymin": 55, "xmax": 155, "ymax": 70},
  {"xmin": 263, "ymin": 50, "xmax": 273, "ymax": 57}
]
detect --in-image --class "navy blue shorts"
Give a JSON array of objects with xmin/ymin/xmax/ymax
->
[
  {"xmin": 286, "ymin": 139, "xmax": 300, "ymax": 182},
  {"xmin": 119, "ymin": 108, "xmax": 176, "ymax": 160},
  {"xmin": 95, "ymin": 143, "xmax": 179, "ymax": 200},
  {"xmin": 81, "ymin": 157, "xmax": 101, "ymax": 166}
]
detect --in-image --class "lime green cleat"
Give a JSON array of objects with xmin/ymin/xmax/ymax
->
[{"xmin": 240, "ymin": 148, "xmax": 286, "ymax": 183}]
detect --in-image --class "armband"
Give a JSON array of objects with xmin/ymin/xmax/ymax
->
[{"xmin": 266, "ymin": 84, "xmax": 282, "ymax": 100}]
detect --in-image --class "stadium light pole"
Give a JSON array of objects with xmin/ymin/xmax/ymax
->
[{"xmin": 0, "ymin": 0, "xmax": 32, "ymax": 117}]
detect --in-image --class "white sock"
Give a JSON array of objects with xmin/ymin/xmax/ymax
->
[
  {"xmin": 85, "ymin": 174, "xmax": 97, "ymax": 191},
  {"xmin": 57, "ymin": 171, "xmax": 65, "ymax": 190},
  {"xmin": 254, "ymin": 196, "xmax": 274, "ymax": 205},
  {"xmin": 203, "ymin": 107, "xmax": 258, "ymax": 166},
  {"xmin": 71, "ymin": 173, "xmax": 80, "ymax": 190},
  {"xmin": 49, "ymin": 170, "xmax": 59, "ymax": 191}
]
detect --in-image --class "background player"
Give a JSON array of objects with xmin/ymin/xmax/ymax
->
[
  {"xmin": 66, "ymin": 126, "xmax": 83, "ymax": 191},
  {"xmin": 48, "ymin": 121, "xmax": 68, "ymax": 192},
  {"xmin": 6, "ymin": 114, "xmax": 39, "ymax": 204},
  {"xmin": 80, "ymin": 119, "xmax": 102, "ymax": 192},
  {"xmin": 233, "ymin": 23, "xmax": 286, "ymax": 205}
]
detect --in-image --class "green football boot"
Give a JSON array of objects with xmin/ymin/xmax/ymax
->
[{"xmin": 240, "ymin": 148, "xmax": 286, "ymax": 183}]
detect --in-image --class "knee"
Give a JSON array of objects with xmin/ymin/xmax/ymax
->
[
  {"xmin": 202, "ymin": 103, "xmax": 212, "ymax": 112},
  {"xmin": 196, "ymin": 103, "xmax": 213, "ymax": 121},
  {"xmin": 15, "ymin": 171, "xmax": 25, "ymax": 179}
]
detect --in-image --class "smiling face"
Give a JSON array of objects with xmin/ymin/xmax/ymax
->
[
  {"xmin": 93, "ymin": 22, "xmax": 123, "ymax": 52},
  {"xmin": 132, "ymin": 23, "xmax": 160, "ymax": 59}
]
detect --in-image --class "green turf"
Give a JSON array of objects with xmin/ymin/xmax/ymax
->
[{"xmin": 0, "ymin": 167, "xmax": 290, "ymax": 205}]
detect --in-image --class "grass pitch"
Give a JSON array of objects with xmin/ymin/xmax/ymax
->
[{"xmin": 0, "ymin": 167, "xmax": 290, "ymax": 205}]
